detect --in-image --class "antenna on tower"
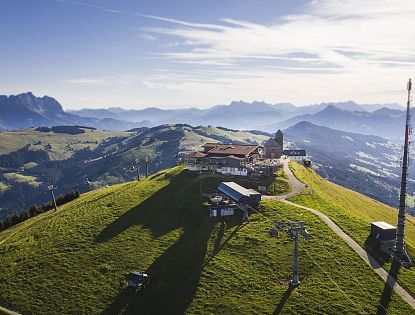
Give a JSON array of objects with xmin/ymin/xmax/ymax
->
[{"xmin": 393, "ymin": 78, "xmax": 413, "ymax": 267}]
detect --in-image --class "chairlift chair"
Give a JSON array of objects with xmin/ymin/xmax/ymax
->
[
  {"xmin": 126, "ymin": 271, "xmax": 150, "ymax": 292},
  {"xmin": 269, "ymin": 228, "xmax": 279, "ymax": 237}
]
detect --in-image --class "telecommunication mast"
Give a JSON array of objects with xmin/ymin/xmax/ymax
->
[{"xmin": 393, "ymin": 78, "xmax": 413, "ymax": 267}]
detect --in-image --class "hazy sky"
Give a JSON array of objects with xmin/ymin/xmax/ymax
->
[{"xmin": 1, "ymin": 0, "xmax": 414, "ymax": 109}]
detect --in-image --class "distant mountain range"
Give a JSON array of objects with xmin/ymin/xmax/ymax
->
[
  {"xmin": 276, "ymin": 105, "xmax": 408, "ymax": 139},
  {"xmin": 0, "ymin": 92, "xmax": 149, "ymax": 131},
  {"xmin": 0, "ymin": 92, "xmax": 409, "ymax": 141},
  {"xmin": 284, "ymin": 121, "xmax": 411, "ymax": 206},
  {"xmin": 69, "ymin": 100, "xmax": 406, "ymax": 137}
]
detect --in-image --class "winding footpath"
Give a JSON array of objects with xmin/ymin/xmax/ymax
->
[
  {"xmin": 265, "ymin": 159, "xmax": 415, "ymax": 310},
  {"xmin": 0, "ymin": 305, "xmax": 20, "ymax": 315}
]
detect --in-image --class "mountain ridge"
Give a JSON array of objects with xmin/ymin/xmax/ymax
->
[
  {"xmin": 0, "ymin": 92, "xmax": 146, "ymax": 131},
  {"xmin": 1, "ymin": 92, "xmax": 407, "ymax": 138}
]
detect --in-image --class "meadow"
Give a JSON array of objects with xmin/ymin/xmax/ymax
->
[
  {"xmin": 0, "ymin": 166, "xmax": 412, "ymax": 314},
  {"xmin": 289, "ymin": 162, "xmax": 415, "ymax": 299}
]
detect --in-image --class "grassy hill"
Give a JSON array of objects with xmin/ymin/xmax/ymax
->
[
  {"xmin": 288, "ymin": 162, "xmax": 415, "ymax": 300},
  {"xmin": 0, "ymin": 127, "xmax": 127, "ymax": 158},
  {"xmin": 0, "ymin": 166, "xmax": 413, "ymax": 314},
  {"xmin": 0, "ymin": 125, "xmax": 268, "ymax": 217}
]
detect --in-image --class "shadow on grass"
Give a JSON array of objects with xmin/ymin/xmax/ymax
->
[
  {"xmin": 203, "ymin": 221, "xmax": 244, "ymax": 268},
  {"xmin": 364, "ymin": 235, "xmax": 391, "ymax": 268},
  {"xmin": 273, "ymin": 286, "xmax": 294, "ymax": 315},
  {"xmin": 95, "ymin": 172, "xmax": 202, "ymax": 243},
  {"xmin": 98, "ymin": 171, "xmax": 218, "ymax": 314},
  {"xmin": 376, "ymin": 259, "xmax": 401, "ymax": 315}
]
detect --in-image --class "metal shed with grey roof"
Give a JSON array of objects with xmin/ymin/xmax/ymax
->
[{"xmin": 218, "ymin": 182, "xmax": 261, "ymax": 207}]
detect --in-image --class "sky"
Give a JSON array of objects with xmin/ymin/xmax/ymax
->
[{"xmin": 1, "ymin": 0, "xmax": 414, "ymax": 110}]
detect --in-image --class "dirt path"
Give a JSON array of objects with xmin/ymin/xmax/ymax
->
[
  {"xmin": 262, "ymin": 158, "xmax": 306, "ymax": 200},
  {"xmin": 263, "ymin": 159, "xmax": 415, "ymax": 310},
  {"xmin": 0, "ymin": 305, "xmax": 20, "ymax": 315}
]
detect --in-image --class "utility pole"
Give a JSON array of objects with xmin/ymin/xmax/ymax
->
[
  {"xmin": 393, "ymin": 78, "xmax": 413, "ymax": 267},
  {"xmin": 199, "ymin": 169, "xmax": 202, "ymax": 194},
  {"xmin": 145, "ymin": 157, "xmax": 149, "ymax": 178},
  {"xmin": 47, "ymin": 185, "xmax": 58, "ymax": 211},
  {"xmin": 134, "ymin": 159, "xmax": 140, "ymax": 181},
  {"xmin": 275, "ymin": 221, "xmax": 312, "ymax": 287}
]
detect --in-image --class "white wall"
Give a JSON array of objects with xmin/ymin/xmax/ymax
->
[
  {"xmin": 289, "ymin": 156, "xmax": 306, "ymax": 161},
  {"xmin": 221, "ymin": 208, "xmax": 235, "ymax": 216},
  {"xmin": 219, "ymin": 167, "xmax": 248, "ymax": 176},
  {"xmin": 188, "ymin": 164, "xmax": 203, "ymax": 171},
  {"xmin": 187, "ymin": 164, "xmax": 248, "ymax": 176}
]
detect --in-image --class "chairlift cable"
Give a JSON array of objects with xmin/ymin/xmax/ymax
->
[
  {"xmin": 248, "ymin": 201, "xmax": 390, "ymax": 313},
  {"xmin": 268, "ymin": 203, "xmax": 390, "ymax": 313},
  {"xmin": 242, "ymin": 204, "xmax": 357, "ymax": 305},
  {"xmin": 299, "ymin": 242, "xmax": 361, "ymax": 310}
]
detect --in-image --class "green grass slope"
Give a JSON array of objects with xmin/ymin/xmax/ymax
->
[
  {"xmin": 0, "ymin": 128, "xmax": 128, "ymax": 158},
  {"xmin": 289, "ymin": 162, "xmax": 415, "ymax": 299},
  {"xmin": 0, "ymin": 166, "xmax": 413, "ymax": 314}
]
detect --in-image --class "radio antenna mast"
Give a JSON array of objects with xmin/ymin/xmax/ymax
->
[{"xmin": 393, "ymin": 78, "xmax": 413, "ymax": 267}]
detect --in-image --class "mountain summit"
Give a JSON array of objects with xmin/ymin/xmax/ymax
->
[
  {"xmin": 0, "ymin": 92, "xmax": 143, "ymax": 131},
  {"xmin": 0, "ymin": 92, "xmax": 67, "ymax": 129}
]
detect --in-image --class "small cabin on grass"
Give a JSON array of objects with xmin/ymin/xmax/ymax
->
[
  {"xmin": 218, "ymin": 182, "xmax": 261, "ymax": 207},
  {"xmin": 371, "ymin": 221, "xmax": 396, "ymax": 255},
  {"xmin": 371, "ymin": 221, "xmax": 396, "ymax": 240},
  {"xmin": 126, "ymin": 271, "xmax": 150, "ymax": 291}
]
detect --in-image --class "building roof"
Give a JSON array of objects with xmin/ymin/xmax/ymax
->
[
  {"xmin": 205, "ymin": 143, "xmax": 259, "ymax": 156},
  {"xmin": 247, "ymin": 188, "xmax": 261, "ymax": 196},
  {"xmin": 184, "ymin": 151, "xmax": 207, "ymax": 158},
  {"xmin": 372, "ymin": 221, "xmax": 396, "ymax": 230},
  {"xmin": 264, "ymin": 138, "xmax": 281, "ymax": 147},
  {"xmin": 202, "ymin": 143, "xmax": 219, "ymax": 148},
  {"xmin": 218, "ymin": 182, "xmax": 260, "ymax": 201},
  {"xmin": 227, "ymin": 155, "xmax": 244, "ymax": 160},
  {"xmin": 283, "ymin": 149, "xmax": 306, "ymax": 156}
]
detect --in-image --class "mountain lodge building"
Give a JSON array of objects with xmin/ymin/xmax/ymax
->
[
  {"xmin": 181, "ymin": 130, "xmax": 308, "ymax": 176},
  {"xmin": 182, "ymin": 143, "xmax": 262, "ymax": 176}
]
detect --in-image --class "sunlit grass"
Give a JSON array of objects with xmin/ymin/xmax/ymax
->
[
  {"xmin": 289, "ymin": 161, "xmax": 415, "ymax": 298},
  {"xmin": 0, "ymin": 166, "xmax": 412, "ymax": 314}
]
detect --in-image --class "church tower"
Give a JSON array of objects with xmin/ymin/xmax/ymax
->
[{"xmin": 275, "ymin": 130, "xmax": 283, "ymax": 147}]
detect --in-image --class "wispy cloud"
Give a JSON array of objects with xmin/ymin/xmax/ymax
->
[
  {"xmin": 53, "ymin": 0, "xmax": 226, "ymax": 29},
  {"xmin": 139, "ymin": 33, "xmax": 158, "ymax": 41},
  {"xmin": 138, "ymin": 0, "xmax": 415, "ymax": 105},
  {"xmin": 65, "ymin": 75, "xmax": 137, "ymax": 86},
  {"xmin": 54, "ymin": 0, "xmax": 415, "ymax": 106},
  {"xmin": 144, "ymin": 1, "xmax": 415, "ymax": 71}
]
